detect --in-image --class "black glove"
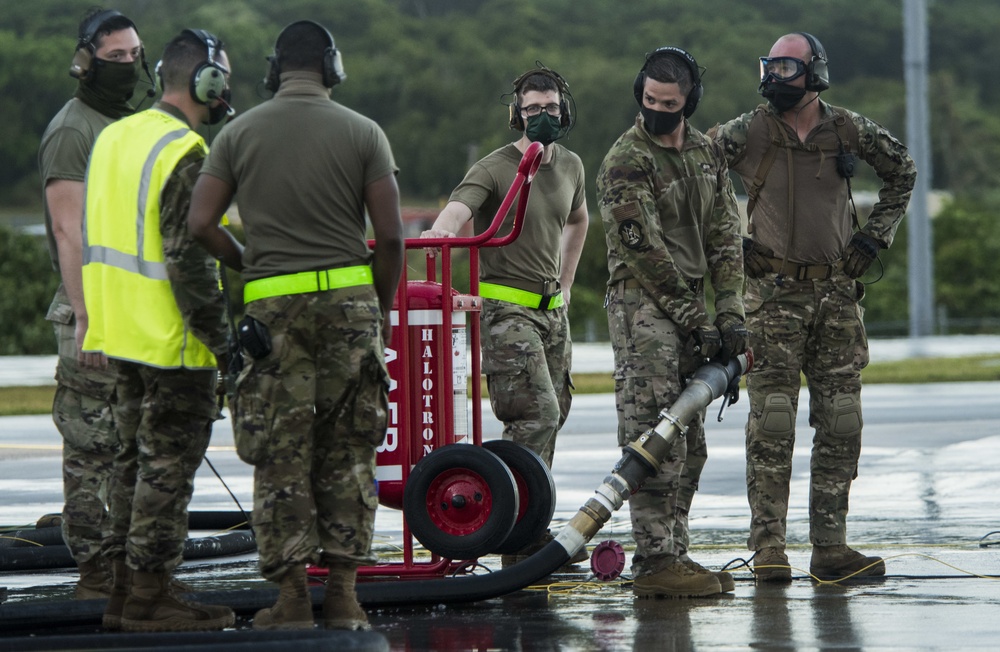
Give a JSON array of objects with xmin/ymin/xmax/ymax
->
[
  {"xmin": 843, "ymin": 232, "xmax": 881, "ymax": 279},
  {"xmin": 743, "ymin": 237, "xmax": 774, "ymax": 279},
  {"xmin": 715, "ymin": 312, "xmax": 749, "ymax": 365},
  {"xmin": 691, "ymin": 324, "xmax": 722, "ymax": 360}
]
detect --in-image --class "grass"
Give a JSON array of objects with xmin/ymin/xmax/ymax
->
[{"xmin": 6, "ymin": 354, "xmax": 1000, "ymax": 418}]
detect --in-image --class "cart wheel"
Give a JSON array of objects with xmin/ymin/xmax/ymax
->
[
  {"xmin": 483, "ymin": 440, "xmax": 556, "ymax": 555},
  {"xmin": 403, "ymin": 444, "xmax": 518, "ymax": 560}
]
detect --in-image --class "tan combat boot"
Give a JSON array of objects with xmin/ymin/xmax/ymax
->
[
  {"xmin": 253, "ymin": 566, "xmax": 315, "ymax": 630},
  {"xmin": 120, "ymin": 570, "xmax": 235, "ymax": 632},
  {"xmin": 323, "ymin": 563, "xmax": 370, "ymax": 630},
  {"xmin": 632, "ymin": 560, "xmax": 722, "ymax": 598},
  {"xmin": 74, "ymin": 555, "xmax": 112, "ymax": 600},
  {"xmin": 810, "ymin": 544, "xmax": 885, "ymax": 579},
  {"xmin": 680, "ymin": 555, "xmax": 736, "ymax": 593},
  {"xmin": 102, "ymin": 558, "xmax": 131, "ymax": 630},
  {"xmin": 753, "ymin": 547, "xmax": 792, "ymax": 583}
]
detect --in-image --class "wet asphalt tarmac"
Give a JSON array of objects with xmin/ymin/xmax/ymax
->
[{"xmin": 2, "ymin": 357, "xmax": 1000, "ymax": 649}]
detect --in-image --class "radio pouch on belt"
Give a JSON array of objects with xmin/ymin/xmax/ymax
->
[{"xmin": 238, "ymin": 315, "xmax": 272, "ymax": 359}]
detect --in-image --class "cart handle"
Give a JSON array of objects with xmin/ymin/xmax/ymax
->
[{"xmin": 403, "ymin": 141, "xmax": 544, "ymax": 250}]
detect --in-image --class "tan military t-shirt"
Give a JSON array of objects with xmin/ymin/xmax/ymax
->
[
  {"xmin": 450, "ymin": 143, "xmax": 585, "ymax": 292},
  {"xmin": 201, "ymin": 75, "xmax": 397, "ymax": 282}
]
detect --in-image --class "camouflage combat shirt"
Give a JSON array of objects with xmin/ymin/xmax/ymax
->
[{"xmin": 597, "ymin": 115, "xmax": 744, "ymax": 332}]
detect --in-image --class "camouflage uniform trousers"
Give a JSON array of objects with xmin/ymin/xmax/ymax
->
[
  {"xmin": 103, "ymin": 361, "xmax": 218, "ymax": 572},
  {"xmin": 606, "ymin": 282, "xmax": 707, "ymax": 578},
  {"xmin": 46, "ymin": 286, "xmax": 119, "ymax": 564},
  {"xmin": 744, "ymin": 272, "xmax": 869, "ymax": 551},
  {"xmin": 480, "ymin": 299, "xmax": 573, "ymax": 469},
  {"xmin": 234, "ymin": 288, "xmax": 388, "ymax": 581}
]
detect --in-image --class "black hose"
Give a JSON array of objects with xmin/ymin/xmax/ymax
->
[
  {"xmin": 0, "ymin": 531, "xmax": 256, "ymax": 572},
  {"xmin": 0, "ymin": 629, "xmax": 387, "ymax": 651}
]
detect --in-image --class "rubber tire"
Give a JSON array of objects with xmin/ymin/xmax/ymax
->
[
  {"xmin": 402, "ymin": 444, "xmax": 518, "ymax": 560},
  {"xmin": 483, "ymin": 440, "xmax": 556, "ymax": 555}
]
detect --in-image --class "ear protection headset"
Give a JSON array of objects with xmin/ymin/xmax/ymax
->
[
  {"xmin": 180, "ymin": 29, "xmax": 228, "ymax": 105},
  {"xmin": 632, "ymin": 46, "xmax": 703, "ymax": 118},
  {"xmin": 507, "ymin": 66, "xmax": 573, "ymax": 132},
  {"xmin": 69, "ymin": 9, "xmax": 137, "ymax": 80},
  {"xmin": 264, "ymin": 20, "xmax": 344, "ymax": 92},
  {"xmin": 797, "ymin": 31, "xmax": 830, "ymax": 92}
]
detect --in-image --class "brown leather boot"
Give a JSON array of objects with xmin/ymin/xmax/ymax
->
[
  {"xmin": 253, "ymin": 566, "xmax": 315, "ymax": 630},
  {"xmin": 632, "ymin": 561, "xmax": 722, "ymax": 598},
  {"xmin": 322, "ymin": 564, "xmax": 369, "ymax": 631},
  {"xmin": 753, "ymin": 547, "xmax": 793, "ymax": 583},
  {"xmin": 810, "ymin": 544, "xmax": 885, "ymax": 579},
  {"xmin": 74, "ymin": 555, "xmax": 112, "ymax": 600},
  {"xmin": 120, "ymin": 570, "xmax": 234, "ymax": 632},
  {"xmin": 102, "ymin": 558, "xmax": 131, "ymax": 630}
]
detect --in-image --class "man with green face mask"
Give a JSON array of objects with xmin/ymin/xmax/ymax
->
[
  {"xmin": 421, "ymin": 66, "xmax": 590, "ymax": 568},
  {"xmin": 37, "ymin": 6, "xmax": 151, "ymax": 601}
]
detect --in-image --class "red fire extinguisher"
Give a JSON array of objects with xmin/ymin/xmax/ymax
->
[{"xmin": 377, "ymin": 280, "xmax": 468, "ymax": 510}]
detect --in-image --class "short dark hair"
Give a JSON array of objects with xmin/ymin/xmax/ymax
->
[
  {"xmin": 79, "ymin": 7, "xmax": 137, "ymax": 49},
  {"xmin": 517, "ymin": 72, "xmax": 560, "ymax": 100},
  {"xmin": 274, "ymin": 21, "xmax": 329, "ymax": 74},
  {"xmin": 159, "ymin": 30, "xmax": 223, "ymax": 92},
  {"xmin": 644, "ymin": 52, "xmax": 693, "ymax": 96}
]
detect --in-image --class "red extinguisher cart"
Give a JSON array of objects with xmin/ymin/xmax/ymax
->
[{"xmin": 361, "ymin": 141, "xmax": 557, "ymax": 578}]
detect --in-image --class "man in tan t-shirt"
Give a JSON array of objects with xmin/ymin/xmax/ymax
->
[{"xmin": 421, "ymin": 65, "xmax": 589, "ymax": 568}]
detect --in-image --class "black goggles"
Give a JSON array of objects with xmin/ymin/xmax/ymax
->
[{"xmin": 759, "ymin": 57, "xmax": 807, "ymax": 83}]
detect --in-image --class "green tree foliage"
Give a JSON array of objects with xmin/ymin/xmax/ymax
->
[
  {"xmin": 3, "ymin": 0, "xmax": 1000, "ymax": 353},
  {"xmin": 0, "ymin": 226, "xmax": 59, "ymax": 354}
]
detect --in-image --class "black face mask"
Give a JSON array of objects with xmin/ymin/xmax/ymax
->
[
  {"xmin": 760, "ymin": 81, "xmax": 807, "ymax": 113},
  {"xmin": 640, "ymin": 105, "xmax": 683, "ymax": 136},
  {"xmin": 75, "ymin": 58, "xmax": 141, "ymax": 119},
  {"xmin": 204, "ymin": 87, "xmax": 234, "ymax": 125}
]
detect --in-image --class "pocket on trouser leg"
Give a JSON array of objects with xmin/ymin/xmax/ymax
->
[
  {"xmin": 346, "ymin": 351, "xmax": 391, "ymax": 452},
  {"xmin": 53, "ymin": 385, "xmax": 118, "ymax": 454},
  {"xmin": 232, "ymin": 361, "xmax": 272, "ymax": 465}
]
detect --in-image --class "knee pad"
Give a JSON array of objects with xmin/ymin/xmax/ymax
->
[
  {"xmin": 759, "ymin": 393, "xmax": 795, "ymax": 440},
  {"xmin": 818, "ymin": 393, "xmax": 863, "ymax": 439}
]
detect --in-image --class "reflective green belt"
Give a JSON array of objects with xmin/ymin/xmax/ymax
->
[
  {"xmin": 244, "ymin": 265, "xmax": 373, "ymax": 303},
  {"xmin": 479, "ymin": 282, "xmax": 564, "ymax": 310}
]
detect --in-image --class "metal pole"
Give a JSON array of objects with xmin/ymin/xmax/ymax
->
[{"xmin": 904, "ymin": 0, "xmax": 934, "ymax": 336}]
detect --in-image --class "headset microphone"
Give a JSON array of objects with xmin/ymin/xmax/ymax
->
[{"xmin": 208, "ymin": 90, "xmax": 236, "ymax": 118}]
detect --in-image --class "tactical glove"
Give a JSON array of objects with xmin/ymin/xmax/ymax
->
[
  {"xmin": 843, "ymin": 232, "xmax": 881, "ymax": 279},
  {"xmin": 743, "ymin": 237, "xmax": 774, "ymax": 279},
  {"xmin": 715, "ymin": 312, "xmax": 749, "ymax": 365},
  {"xmin": 691, "ymin": 323, "xmax": 722, "ymax": 360}
]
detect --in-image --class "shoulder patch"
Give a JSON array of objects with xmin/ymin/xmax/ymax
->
[
  {"xmin": 618, "ymin": 220, "xmax": 645, "ymax": 249},
  {"xmin": 611, "ymin": 202, "xmax": 640, "ymax": 223}
]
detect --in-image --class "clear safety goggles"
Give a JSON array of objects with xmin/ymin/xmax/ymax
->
[{"xmin": 759, "ymin": 56, "xmax": 807, "ymax": 83}]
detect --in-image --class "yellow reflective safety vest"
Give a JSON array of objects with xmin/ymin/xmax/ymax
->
[{"xmin": 81, "ymin": 108, "xmax": 216, "ymax": 369}]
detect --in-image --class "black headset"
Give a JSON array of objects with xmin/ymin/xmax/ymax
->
[
  {"xmin": 264, "ymin": 20, "xmax": 345, "ymax": 92},
  {"xmin": 632, "ymin": 46, "xmax": 703, "ymax": 118},
  {"xmin": 69, "ymin": 9, "xmax": 138, "ymax": 80},
  {"xmin": 797, "ymin": 31, "xmax": 830, "ymax": 92},
  {"xmin": 182, "ymin": 29, "xmax": 228, "ymax": 105},
  {"xmin": 507, "ymin": 66, "xmax": 573, "ymax": 132}
]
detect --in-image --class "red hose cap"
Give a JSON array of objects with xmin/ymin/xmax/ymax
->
[{"xmin": 590, "ymin": 540, "xmax": 626, "ymax": 581}]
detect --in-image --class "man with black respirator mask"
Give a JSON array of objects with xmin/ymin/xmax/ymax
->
[
  {"xmin": 710, "ymin": 33, "xmax": 915, "ymax": 583},
  {"xmin": 421, "ymin": 66, "xmax": 590, "ymax": 570},
  {"xmin": 597, "ymin": 46, "xmax": 746, "ymax": 598},
  {"xmin": 37, "ymin": 6, "xmax": 153, "ymax": 601}
]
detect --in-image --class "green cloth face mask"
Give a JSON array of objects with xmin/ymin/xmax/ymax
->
[{"xmin": 525, "ymin": 113, "xmax": 565, "ymax": 145}]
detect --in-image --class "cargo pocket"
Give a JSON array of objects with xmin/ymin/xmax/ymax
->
[
  {"xmin": 346, "ymin": 350, "xmax": 391, "ymax": 449},
  {"xmin": 483, "ymin": 354, "xmax": 528, "ymax": 424},
  {"xmin": 53, "ymin": 384, "xmax": 118, "ymax": 454},
  {"xmin": 231, "ymin": 358, "xmax": 273, "ymax": 466}
]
